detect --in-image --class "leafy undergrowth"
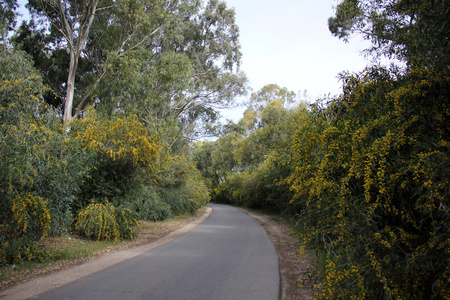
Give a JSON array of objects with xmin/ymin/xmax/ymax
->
[{"xmin": 0, "ymin": 209, "xmax": 206, "ymax": 290}]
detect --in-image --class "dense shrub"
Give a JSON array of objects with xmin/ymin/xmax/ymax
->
[
  {"xmin": 75, "ymin": 156, "xmax": 141, "ymax": 211},
  {"xmin": 75, "ymin": 201, "xmax": 120, "ymax": 241},
  {"xmin": 0, "ymin": 236, "xmax": 56, "ymax": 266},
  {"xmin": 156, "ymin": 154, "xmax": 210, "ymax": 215},
  {"xmin": 115, "ymin": 206, "xmax": 140, "ymax": 239},
  {"xmin": 289, "ymin": 66, "xmax": 449, "ymax": 299},
  {"xmin": 182, "ymin": 176, "xmax": 210, "ymax": 214},
  {"xmin": 75, "ymin": 201, "xmax": 141, "ymax": 241},
  {"xmin": 125, "ymin": 185, "xmax": 172, "ymax": 221}
]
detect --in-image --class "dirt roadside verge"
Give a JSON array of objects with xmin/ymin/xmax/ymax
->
[{"xmin": 1, "ymin": 206, "xmax": 315, "ymax": 300}]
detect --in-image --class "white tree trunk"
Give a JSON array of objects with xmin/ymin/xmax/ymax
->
[
  {"xmin": 63, "ymin": 50, "xmax": 77, "ymax": 129},
  {"xmin": 57, "ymin": 0, "xmax": 99, "ymax": 130}
]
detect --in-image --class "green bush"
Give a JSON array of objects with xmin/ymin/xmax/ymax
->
[
  {"xmin": 144, "ymin": 199, "xmax": 172, "ymax": 221},
  {"xmin": 75, "ymin": 201, "xmax": 120, "ymax": 241},
  {"xmin": 0, "ymin": 236, "xmax": 56, "ymax": 266},
  {"xmin": 156, "ymin": 154, "xmax": 210, "ymax": 216},
  {"xmin": 115, "ymin": 206, "xmax": 140, "ymax": 239},
  {"xmin": 127, "ymin": 185, "xmax": 172, "ymax": 221},
  {"xmin": 75, "ymin": 156, "xmax": 141, "ymax": 212}
]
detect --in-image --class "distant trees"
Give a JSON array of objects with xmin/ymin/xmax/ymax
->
[{"xmin": 192, "ymin": 83, "xmax": 303, "ymax": 214}]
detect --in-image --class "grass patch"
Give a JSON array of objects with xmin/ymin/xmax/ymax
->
[
  {"xmin": 0, "ymin": 235, "xmax": 117, "ymax": 289},
  {"xmin": 49, "ymin": 235, "xmax": 116, "ymax": 261}
]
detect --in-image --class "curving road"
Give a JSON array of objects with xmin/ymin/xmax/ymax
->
[{"xmin": 30, "ymin": 204, "xmax": 280, "ymax": 300}]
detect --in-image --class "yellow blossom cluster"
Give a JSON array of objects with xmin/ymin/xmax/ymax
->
[
  {"xmin": 11, "ymin": 193, "xmax": 51, "ymax": 239},
  {"xmin": 70, "ymin": 108, "xmax": 162, "ymax": 170}
]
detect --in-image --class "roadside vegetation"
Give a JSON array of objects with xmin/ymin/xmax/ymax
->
[
  {"xmin": 1, "ymin": 0, "xmax": 448, "ymax": 299},
  {"xmin": 1, "ymin": 0, "xmax": 239, "ymax": 268},
  {"xmin": 0, "ymin": 211, "xmax": 205, "ymax": 288},
  {"xmin": 192, "ymin": 1, "xmax": 449, "ymax": 299}
]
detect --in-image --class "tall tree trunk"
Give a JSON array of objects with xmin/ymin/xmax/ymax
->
[
  {"xmin": 63, "ymin": 49, "xmax": 77, "ymax": 129},
  {"xmin": 55, "ymin": 0, "xmax": 99, "ymax": 130}
]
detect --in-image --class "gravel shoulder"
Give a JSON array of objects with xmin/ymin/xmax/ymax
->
[{"xmin": 0, "ymin": 206, "xmax": 315, "ymax": 300}]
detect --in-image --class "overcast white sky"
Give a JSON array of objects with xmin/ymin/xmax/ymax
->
[{"xmin": 224, "ymin": 0, "xmax": 370, "ymax": 106}]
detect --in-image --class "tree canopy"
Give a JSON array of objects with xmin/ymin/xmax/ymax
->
[
  {"xmin": 328, "ymin": 0, "xmax": 450, "ymax": 69},
  {"xmin": 13, "ymin": 0, "xmax": 246, "ymax": 146}
]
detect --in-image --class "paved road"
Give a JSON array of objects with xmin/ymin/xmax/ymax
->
[{"xmin": 31, "ymin": 204, "xmax": 280, "ymax": 300}]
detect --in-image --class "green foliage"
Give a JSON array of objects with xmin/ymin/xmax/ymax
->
[
  {"xmin": 194, "ymin": 89, "xmax": 302, "ymax": 215},
  {"xmin": 114, "ymin": 206, "xmax": 140, "ymax": 240},
  {"xmin": 18, "ymin": 0, "xmax": 246, "ymax": 147},
  {"xmin": 328, "ymin": 0, "xmax": 450, "ymax": 69},
  {"xmin": 0, "ymin": 49, "xmax": 85, "ymax": 238},
  {"xmin": 0, "ymin": 0, "xmax": 18, "ymax": 42},
  {"xmin": 1, "ymin": 2, "xmax": 215, "ymax": 256},
  {"xmin": 76, "ymin": 156, "xmax": 142, "ymax": 211},
  {"xmin": 192, "ymin": 131, "xmax": 241, "ymax": 192},
  {"xmin": 125, "ymin": 185, "xmax": 172, "ymax": 221},
  {"xmin": 248, "ymin": 83, "xmax": 296, "ymax": 114},
  {"xmin": 183, "ymin": 174, "xmax": 211, "ymax": 214},
  {"xmin": 0, "ymin": 236, "xmax": 55, "ymax": 266},
  {"xmin": 156, "ymin": 154, "xmax": 210, "ymax": 215}
]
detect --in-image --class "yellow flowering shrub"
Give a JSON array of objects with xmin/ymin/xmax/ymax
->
[
  {"xmin": 70, "ymin": 109, "xmax": 162, "ymax": 209},
  {"xmin": 75, "ymin": 201, "xmax": 120, "ymax": 241},
  {"xmin": 76, "ymin": 201, "xmax": 140, "ymax": 241},
  {"xmin": 11, "ymin": 193, "xmax": 51, "ymax": 239},
  {"xmin": 290, "ymin": 66, "xmax": 449, "ymax": 299},
  {"xmin": 70, "ymin": 108, "xmax": 161, "ymax": 169},
  {"xmin": 115, "ymin": 206, "xmax": 140, "ymax": 239},
  {"xmin": 0, "ymin": 236, "xmax": 56, "ymax": 266}
]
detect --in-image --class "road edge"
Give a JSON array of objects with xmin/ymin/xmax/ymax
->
[
  {"xmin": 240, "ymin": 208, "xmax": 315, "ymax": 300},
  {"xmin": 0, "ymin": 206, "xmax": 213, "ymax": 300}
]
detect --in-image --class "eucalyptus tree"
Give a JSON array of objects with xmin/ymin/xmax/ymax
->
[
  {"xmin": 328, "ymin": 0, "xmax": 450, "ymax": 69},
  {"xmin": 97, "ymin": 0, "xmax": 247, "ymax": 148},
  {"xmin": 0, "ymin": 0, "xmax": 18, "ymax": 44},
  {"xmin": 14, "ymin": 0, "xmax": 246, "ymax": 147},
  {"xmin": 247, "ymin": 83, "xmax": 296, "ymax": 114},
  {"xmin": 19, "ymin": 0, "xmax": 176, "ymax": 130}
]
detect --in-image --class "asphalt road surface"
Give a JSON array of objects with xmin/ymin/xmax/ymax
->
[{"xmin": 31, "ymin": 204, "xmax": 280, "ymax": 300}]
